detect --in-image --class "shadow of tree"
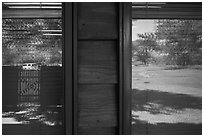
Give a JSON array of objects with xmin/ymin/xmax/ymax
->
[
  {"xmin": 132, "ymin": 119, "xmax": 202, "ymax": 135},
  {"xmin": 132, "ymin": 89, "xmax": 202, "ymax": 135},
  {"xmin": 132, "ymin": 89, "xmax": 202, "ymax": 113}
]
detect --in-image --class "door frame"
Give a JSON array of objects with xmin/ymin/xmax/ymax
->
[
  {"xmin": 62, "ymin": 2, "xmax": 75, "ymax": 134},
  {"xmin": 119, "ymin": 2, "xmax": 132, "ymax": 135}
]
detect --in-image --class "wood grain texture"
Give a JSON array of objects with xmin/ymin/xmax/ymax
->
[
  {"xmin": 78, "ymin": 84, "xmax": 118, "ymax": 127},
  {"xmin": 78, "ymin": 41, "xmax": 118, "ymax": 84},
  {"xmin": 77, "ymin": 2, "xmax": 118, "ymax": 39},
  {"xmin": 78, "ymin": 127, "xmax": 118, "ymax": 135},
  {"xmin": 77, "ymin": 2, "xmax": 119, "ymax": 135}
]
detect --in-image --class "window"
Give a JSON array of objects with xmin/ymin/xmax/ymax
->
[
  {"xmin": 2, "ymin": 2, "xmax": 66, "ymax": 135},
  {"xmin": 131, "ymin": 3, "xmax": 202, "ymax": 135}
]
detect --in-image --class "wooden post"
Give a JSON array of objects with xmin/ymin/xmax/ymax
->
[{"xmin": 119, "ymin": 2, "xmax": 132, "ymax": 135}]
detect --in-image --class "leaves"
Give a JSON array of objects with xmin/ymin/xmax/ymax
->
[
  {"xmin": 155, "ymin": 19, "xmax": 202, "ymax": 65},
  {"xmin": 2, "ymin": 19, "xmax": 62, "ymax": 66},
  {"xmin": 132, "ymin": 19, "xmax": 202, "ymax": 66}
]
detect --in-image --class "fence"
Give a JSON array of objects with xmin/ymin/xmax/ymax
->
[{"xmin": 2, "ymin": 66, "xmax": 63, "ymax": 106}]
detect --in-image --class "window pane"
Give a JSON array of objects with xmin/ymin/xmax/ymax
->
[
  {"xmin": 132, "ymin": 19, "xmax": 202, "ymax": 135},
  {"xmin": 2, "ymin": 3, "xmax": 64, "ymax": 135}
]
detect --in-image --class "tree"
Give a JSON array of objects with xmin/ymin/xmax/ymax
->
[
  {"xmin": 2, "ymin": 19, "xmax": 62, "ymax": 66},
  {"xmin": 132, "ymin": 33, "xmax": 158, "ymax": 65},
  {"xmin": 155, "ymin": 19, "xmax": 202, "ymax": 66}
]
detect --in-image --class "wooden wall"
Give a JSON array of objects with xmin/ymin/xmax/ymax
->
[{"xmin": 77, "ymin": 3, "xmax": 119, "ymax": 135}]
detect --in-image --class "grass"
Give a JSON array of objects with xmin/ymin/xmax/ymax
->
[
  {"xmin": 132, "ymin": 65, "xmax": 202, "ymax": 97},
  {"xmin": 132, "ymin": 64, "xmax": 202, "ymax": 135}
]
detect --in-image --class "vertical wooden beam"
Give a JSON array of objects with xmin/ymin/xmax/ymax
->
[
  {"xmin": 123, "ymin": 3, "xmax": 132, "ymax": 134},
  {"xmin": 119, "ymin": 3, "xmax": 123, "ymax": 135},
  {"xmin": 119, "ymin": 2, "xmax": 132, "ymax": 135},
  {"xmin": 63, "ymin": 2, "xmax": 73, "ymax": 134},
  {"xmin": 73, "ymin": 2, "xmax": 78, "ymax": 135}
]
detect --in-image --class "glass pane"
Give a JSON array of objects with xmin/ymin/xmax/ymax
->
[
  {"xmin": 132, "ymin": 19, "xmax": 202, "ymax": 135},
  {"xmin": 2, "ymin": 3, "xmax": 64, "ymax": 135}
]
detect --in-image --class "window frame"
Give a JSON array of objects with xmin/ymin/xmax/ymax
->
[
  {"xmin": 119, "ymin": 2, "xmax": 132, "ymax": 135},
  {"xmin": 2, "ymin": 2, "xmax": 74, "ymax": 135},
  {"xmin": 62, "ymin": 2, "xmax": 75, "ymax": 134},
  {"xmin": 124, "ymin": 2, "xmax": 202, "ymax": 135}
]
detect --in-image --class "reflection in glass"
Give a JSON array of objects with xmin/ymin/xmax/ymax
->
[
  {"xmin": 2, "ymin": 18, "xmax": 63, "ymax": 134},
  {"xmin": 132, "ymin": 20, "xmax": 202, "ymax": 135}
]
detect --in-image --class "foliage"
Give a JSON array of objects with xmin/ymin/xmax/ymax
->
[
  {"xmin": 2, "ymin": 19, "xmax": 62, "ymax": 66},
  {"xmin": 155, "ymin": 19, "xmax": 202, "ymax": 66},
  {"xmin": 132, "ymin": 19, "xmax": 202, "ymax": 66},
  {"xmin": 132, "ymin": 33, "xmax": 158, "ymax": 65}
]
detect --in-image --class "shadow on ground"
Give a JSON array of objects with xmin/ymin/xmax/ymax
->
[
  {"xmin": 132, "ymin": 89, "xmax": 201, "ymax": 112},
  {"xmin": 132, "ymin": 89, "xmax": 202, "ymax": 135},
  {"xmin": 132, "ymin": 120, "xmax": 202, "ymax": 135}
]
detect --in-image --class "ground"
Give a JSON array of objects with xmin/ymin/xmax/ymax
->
[{"xmin": 131, "ymin": 65, "xmax": 202, "ymax": 135}]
